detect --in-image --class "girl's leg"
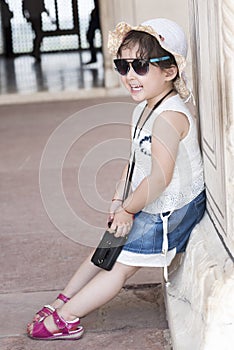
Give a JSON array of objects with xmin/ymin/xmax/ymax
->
[
  {"xmin": 37, "ymin": 251, "xmax": 101, "ymax": 311},
  {"xmin": 41, "ymin": 263, "xmax": 139, "ymax": 332},
  {"xmin": 60, "ymin": 251, "xmax": 101, "ymax": 299},
  {"xmin": 63, "ymin": 262, "xmax": 139, "ymax": 319}
]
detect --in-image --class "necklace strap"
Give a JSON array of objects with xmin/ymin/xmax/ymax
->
[
  {"xmin": 123, "ymin": 88, "xmax": 174, "ymax": 201},
  {"xmin": 133, "ymin": 88, "xmax": 174, "ymax": 140},
  {"xmin": 152, "ymin": 88, "xmax": 174, "ymax": 110}
]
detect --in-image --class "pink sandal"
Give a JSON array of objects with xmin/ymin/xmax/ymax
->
[
  {"xmin": 33, "ymin": 293, "xmax": 70, "ymax": 322},
  {"xmin": 28, "ymin": 309, "xmax": 84, "ymax": 340}
]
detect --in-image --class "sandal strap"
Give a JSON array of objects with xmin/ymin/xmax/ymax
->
[
  {"xmin": 29, "ymin": 312, "xmax": 83, "ymax": 340},
  {"xmin": 52, "ymin": 310, "xmax": 80, "ymax": 334},
  {"xmin": 31, "ymin": 318, "xmax": 54, "ymax": 338},
  {"xmin": 37, "ymin": 304, "xmax": 55, "ymax": 318},
  {"xmin": 34, "ymin": 294, "xmax": 70, "ymax": 321},
  {"xmin": 57, "ymin": 293, "xmax": 70, "ymax": 303}
]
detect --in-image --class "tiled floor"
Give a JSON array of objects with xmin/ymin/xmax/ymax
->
[
  {"xmin": 0, "ymin": 98, "xmax": 171, "ymax": 350},
  {"xmin": 0, "ymin": 50, "xmax": 104, "ymax": 95}
]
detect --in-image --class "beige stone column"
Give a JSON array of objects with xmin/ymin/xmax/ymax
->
[
  {"xmin": 99, "ymin": 0, "xmax": 136, "ymax": 89},
  {"xmin": 165, "ymin": 1, "xmax": 234, "ymax": 349},
  {"xmin": 222, "ymin": 0, "xmax": 234, "ymax": 247}
]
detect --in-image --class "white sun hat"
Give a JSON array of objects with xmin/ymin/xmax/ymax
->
[{"xmin": 108, "ymin": 18, "xmax": 190, "ymax": 99}]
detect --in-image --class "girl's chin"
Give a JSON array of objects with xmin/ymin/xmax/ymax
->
[
  {"xmin": 131, "ymin": 96, "xmax": 145, "ymax": 104},
  {"xmin": 130, "ymin": 90, "xmax": 145, "ymax": 102}
]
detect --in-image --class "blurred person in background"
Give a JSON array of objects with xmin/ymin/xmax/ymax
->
[
  {"xmin": 0, "ymin": 0, "xmax": 13, "ymax": 57},
  {"xmin": 22, "ymin": 0, "xmax": 50, "ymax": 62},
  {"xmin": 85, "ymin": 0, "xmax": 101, "ymax": 64}
]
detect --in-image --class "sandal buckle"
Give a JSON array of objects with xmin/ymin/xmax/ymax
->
[{"xmin": 52, "ymin": 310, "xmax": 67, "ymax": 330}]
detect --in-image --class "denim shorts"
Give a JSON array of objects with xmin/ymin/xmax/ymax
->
[{"xmin": 122, "ymin": 190, "xmax": 206, "ymax": 254}]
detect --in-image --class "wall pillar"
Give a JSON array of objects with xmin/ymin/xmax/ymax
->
[
  {"xmin": 165, "ymin": 1, "xmax": 234, "ymax": 349},
  {"xmin": 99, "ymin": 0, "xmax": 136, "ymax": 89}
]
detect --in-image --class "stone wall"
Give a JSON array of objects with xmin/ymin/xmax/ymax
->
[
  {"xmin": 166, "ymin": 214, "xmax": 234, "ymax": 349},
  {"xmin": 165, "ymin": 1, "xmax": 234, "ymax": 349}
]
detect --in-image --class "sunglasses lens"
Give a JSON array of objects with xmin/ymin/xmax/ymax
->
[
  {"xmin": 132, "ymin": 60, "xmax": 149, "ymax": 75},
  {"xmin": 114, "ymin": 59, "xmax": 129, "ymax": 75},
  {"xmin": 114, "ymin": 59, "xmax": 149, "ymax": 76}
]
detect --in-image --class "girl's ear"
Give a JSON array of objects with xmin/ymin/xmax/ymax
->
[{"xmin": 164, "ymin": 66, "xmax": 178, "ymax": 81}]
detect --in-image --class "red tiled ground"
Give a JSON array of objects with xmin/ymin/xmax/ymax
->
[{"xmin": 0, "ymin": 97, "xmax": 171, "ymax": 350}]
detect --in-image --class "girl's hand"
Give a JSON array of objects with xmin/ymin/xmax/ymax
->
[
  {"xmin": 108, "ymin": 199, "xmax": 122, "ymax": 223},
  {"xmin": 109, "ymin": 207, "xmax": 134, "ymax": 237}
]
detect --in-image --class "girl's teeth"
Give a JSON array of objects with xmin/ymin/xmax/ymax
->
[{"xmin": 131, "ymin": 85, "xmax": 142, "ymax": 91}]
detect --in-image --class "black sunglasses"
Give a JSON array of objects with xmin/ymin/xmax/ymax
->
[{"xmin": 113, "ymin": 56, "xmax": 170, "ymax": 76}]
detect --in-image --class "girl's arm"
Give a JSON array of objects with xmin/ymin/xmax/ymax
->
[
  {"xmin": 111, "ymin": 163, "xmax": 129, "ymax": 201},
  {"xmin": 111, "ymin": 110, "xmax": 189, "ymax": 236},
  {"xmin": 108, "ymin": 164, "xmax": 129, "ymax": 223}
]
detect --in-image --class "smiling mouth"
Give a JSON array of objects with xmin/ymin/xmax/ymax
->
[{"xmin": 130, "ymin": 84, "xmax": 143, "ymax": 91}]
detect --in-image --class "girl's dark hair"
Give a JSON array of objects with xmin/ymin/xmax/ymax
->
[{"xmin": 117, "ymin": 30, "xmax": 178, "ymax": 75}]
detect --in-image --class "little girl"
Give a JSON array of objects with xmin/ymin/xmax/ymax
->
[{"xmin": 27, "ymin": 18, "xmax": 205, "ymax": 340}]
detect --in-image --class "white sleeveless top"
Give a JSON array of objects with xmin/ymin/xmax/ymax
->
[{"xmin": 130, "ymin": 94, "xmax": 205, "ymax": 214}]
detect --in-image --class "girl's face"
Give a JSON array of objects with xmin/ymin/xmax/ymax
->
[{"xmin": 119, "ymin": 45, "xmax": 174, "ymax": 109}]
